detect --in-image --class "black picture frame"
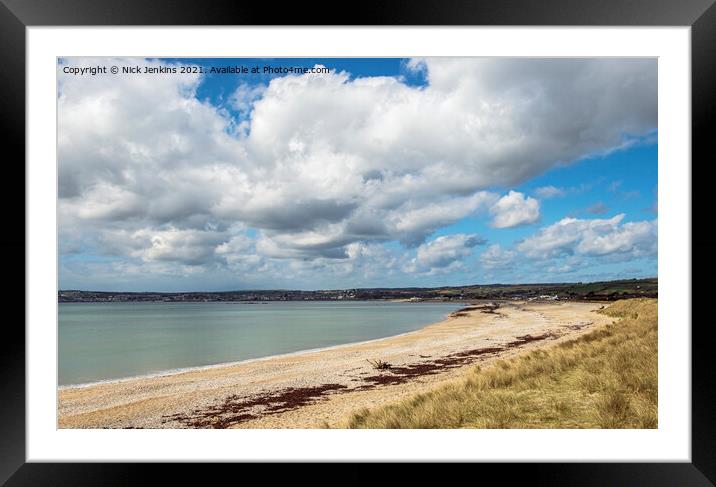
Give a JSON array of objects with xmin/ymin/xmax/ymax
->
[{"xmin": 2, "ymin": 0, "xmax": 713, "ymax": 481}]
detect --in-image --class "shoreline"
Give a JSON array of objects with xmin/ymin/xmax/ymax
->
[
  {"xmin": 58, "ymin": 300, "xmax": 613, "ymax": 429},
  {"xmin": 58, "ymin": 310, "xmax": 461, "ymax": 390}
]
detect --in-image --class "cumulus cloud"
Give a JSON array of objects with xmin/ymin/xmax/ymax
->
[
  {"xmin": 490, "ymin": 191, "xmax": 540, "ymax": 228},
  {"xmin": 95, "ymin": 227, "xmax": 230, "ymax": 266},
  {"xmin": 58, "ymin": 57, "xmax": 657, "ymax": 284},
  {"xmin": 480, "ymin": 244, "xmax": 516, "ymax": 269},
  {"xmin": 389, "ymin": 192, "xmax": 497, "ymax": 246},
  {"xmin": 229, "ymin": 82, "xmax": 266, "ymax": 115},
  {"xmin": 406, "ymin": 234, "xmax": 486, "ymax": 274},
  {"xmin": 516, "ymin": 214, "xmax": 657, "ymax": 259}
]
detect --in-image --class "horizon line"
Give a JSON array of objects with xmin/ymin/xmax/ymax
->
[{"xmin": 58, "ymin": 276, "xmax": 658, "ymax": 294}]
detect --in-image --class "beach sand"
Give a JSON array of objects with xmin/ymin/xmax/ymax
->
[{"xmin": 58, "ymin": 301, "xmax": 613, "ymax": 429}]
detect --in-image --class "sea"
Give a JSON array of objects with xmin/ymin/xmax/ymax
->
[{"xmin": 58, "ymin": 300, "xmax": 460, "ymax": 386}]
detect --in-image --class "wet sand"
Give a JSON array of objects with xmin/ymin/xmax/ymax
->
[{"xmin": 58, "ymin": 301, "xmax": 612, "ymax": 429}]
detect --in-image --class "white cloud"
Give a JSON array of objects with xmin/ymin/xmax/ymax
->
[
  {"xmin": 490, "ymin": 191, "xmax": 540, "ymax": 228},
  {"xmin": 534, "ymin": 186, "xmax": 566, "ymax": 199},
  {"xmin": 517, "ymin": 214, "xmax": 657, "ymax": 259},
  {"xmin": 229, "ymin": 83, "xmax": 266, "ymax": 115},
  {"xmin": 406, "ymin": 234, "xmax": 486, "ymax": 274},
  {"xmin": 389, "ymin": 192, "xmax": 497, "ymax": 246},
  {"xmin": 577, "ymin": 220, "xmax": 657, "ymax": 256},
  {"xmin": 480, "ymin": 244, "xmax": 516, "ymax": 269},
  {"xmin": 547, "ymin": 264, "xmax": 577, "ymax": 274},
  {"xmin": 128, "ymin": 227, "xmax": 229, "ymax": 266},
  {"xmin": 58, "ymin": 57, "xmax": 657, "ymax": 281},
  {"xmin": 215, "ymin": 235, "xmax": 260, "ymax": 267}
]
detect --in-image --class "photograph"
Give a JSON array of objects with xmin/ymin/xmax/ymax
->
[{"xmin": 55, "ymin": 56, "xmax": 659, "ymax": 430}]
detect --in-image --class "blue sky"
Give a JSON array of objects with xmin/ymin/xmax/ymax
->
[{"xmin": 58, "ymin": 57, "xmax": 657, "ymax": 291}]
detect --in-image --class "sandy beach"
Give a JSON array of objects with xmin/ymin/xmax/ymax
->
[{"xmin": 58, "ymin": 300, "xmax": 613, "ymax": 429}]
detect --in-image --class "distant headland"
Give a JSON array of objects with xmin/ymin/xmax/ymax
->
[{"xmin": 58, "ymin": 277, "xmax": 657, "ymax": 303}]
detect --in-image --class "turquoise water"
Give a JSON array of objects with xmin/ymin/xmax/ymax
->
[{"xmin": 58, "ymin": 301, "xmax": 460, "ymax": 386}]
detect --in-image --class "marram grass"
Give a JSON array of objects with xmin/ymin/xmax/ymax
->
[{"xmin": 347, "ymin": 299, "xmax": 657, "ymax": 429}]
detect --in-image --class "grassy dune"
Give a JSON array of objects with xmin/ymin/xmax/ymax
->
[{"xmin": 347, "ymin": 299, "xmax": 657, "ymax": 429}]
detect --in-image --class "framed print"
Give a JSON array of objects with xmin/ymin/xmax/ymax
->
[{"xmin": 4, "ymin": 0, "xmax": 715, "ymax": 481}]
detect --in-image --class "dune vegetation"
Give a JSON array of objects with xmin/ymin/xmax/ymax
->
[{"xmin": 347, "ymin": 298, "xmax": 657, "ymax": 429}]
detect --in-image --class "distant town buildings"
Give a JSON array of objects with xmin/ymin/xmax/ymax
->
[{"xmin": 58, "ymin": 278, "xmax": 657, "ymax": 303}]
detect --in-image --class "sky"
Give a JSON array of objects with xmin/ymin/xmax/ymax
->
[{"xmin": 57, "ymin": 57, "xmax": 658, "ymax": 292}]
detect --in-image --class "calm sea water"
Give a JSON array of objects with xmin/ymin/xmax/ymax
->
[{"xmin": 58, "ymin": 301, "xmax": 460, "ymax": 386}]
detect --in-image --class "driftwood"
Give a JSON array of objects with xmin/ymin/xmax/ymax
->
[{"xmin": 367, "ymin": 359, "xmax": 392, "ymax": 370}]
